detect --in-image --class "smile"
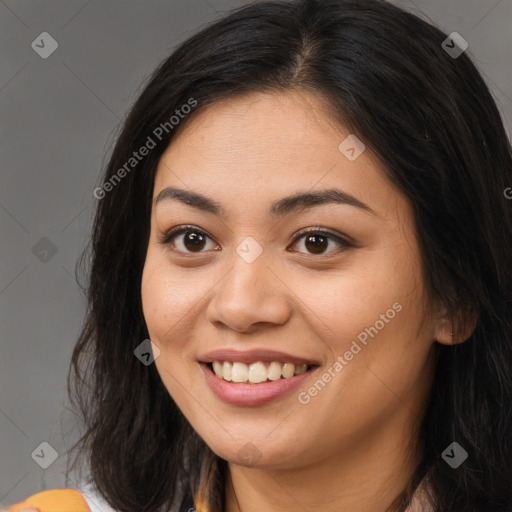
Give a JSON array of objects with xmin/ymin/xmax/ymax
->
[
  {"xmin": 209, "ymin": 360, "xmax": 311, "ymax": 383},
  {"xmin": 200, "ymin": 361, "xmax": 319, "ymax": 406}
]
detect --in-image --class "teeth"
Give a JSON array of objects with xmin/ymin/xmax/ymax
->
[
  {"xmin": 209, "ymin": 360, "xmax": 310, "ymax": 383},
  {"xmin": 268, "ymin": 361, "xmax": 282, "ymax": 381},
  {"xmin": 281, "ymin": 362, "xmax": 295, "ymax": 378},
  {"xmin": 212, "ymin": 360, "xmax": 223, "ymax": 378},
  {"xmin": 232, "ymin": 362, "xmax": 248, "ymax": 382},
  {"xmin": 294, "ymin": 363, "xmax": 308, "ymax": 375},
  {"xmin": 222, "ymin": 361, "xmax": 232, "ymax": 381},
  {"xmin": 249, "ymin": 362, "xmax": 267, "ymax": 383}
]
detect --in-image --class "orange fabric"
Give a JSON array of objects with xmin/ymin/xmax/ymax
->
[{"xmin": 7, "ymin": 489, "xmax": 90, "ymax": 512}]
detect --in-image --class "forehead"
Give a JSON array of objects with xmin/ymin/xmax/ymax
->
[
  {"xmin": 162, "ymin": 90, "xmax": 342, "ymax": 162},
  {"xmin": 153, "ymin": 90, "xmax": 405, "ymax": 224}
]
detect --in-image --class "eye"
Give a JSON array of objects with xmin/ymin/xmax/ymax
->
[
  {"xmin": 289, "ymin": 227, "xmax": 353, "ymax": 256},
  {"xmin": 158, "ymin": 225, "xmax": 219, "ymax": 253},
  {"xmin": 158, "ymin": 225, "xmax": 353, "ymax": 256}
]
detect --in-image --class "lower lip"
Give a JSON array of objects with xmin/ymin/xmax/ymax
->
[{"xmin": 199, "ymin": 362, "xmax": 319, "ymax": 406}]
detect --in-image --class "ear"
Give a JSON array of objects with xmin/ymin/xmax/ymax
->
[{"xmin": 433, "ymin": 303, "xmax": 478, "ymax": 346}]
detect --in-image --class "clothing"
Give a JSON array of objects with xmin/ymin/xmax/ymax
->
[
  {"xmin": 5, "ymin": 462, "xmax": 433, "ymax": 512},
  {"xmin": 4, "ymin": 481, "xmax": 116, "ymax": 512},
  {"xmin": 5, "ymin": 489, "xmax": 89, "ymax": 512}
]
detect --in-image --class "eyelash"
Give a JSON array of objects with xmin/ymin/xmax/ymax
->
[{"xmin": 158, "ymin": 224, "xmax": 354, "ymax": 256}]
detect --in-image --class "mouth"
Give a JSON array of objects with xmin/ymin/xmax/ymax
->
[
  {"xmin": 199, "ymin": 359, "xmax": 320, "ymax": 406},
  {"xmin": 206, "ymin": 360, "xmax": 317, "ymax": 384}
]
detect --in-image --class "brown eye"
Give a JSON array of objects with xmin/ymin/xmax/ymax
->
[
  {"xmin": 290, "ymin": 229, "xmax": 352, "ymax": 256},
  {"xmin": 159, "ymin": 225, "xmax": 352, "ymax": 257},
  {"xmin": 304, "ymin": 233, "xmax": 328, "ymax": 254},
  {"xmin": 159, "ymin": 225, "xmax": 219, "ymax": 253},
  {"xmin": 181, "ymin": 231, "xmax": 207, "ymax": 252}
]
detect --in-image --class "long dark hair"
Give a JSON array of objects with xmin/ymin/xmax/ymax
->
[{"xmin": 65, "ymin": 0, "xmax": 512, "ymax": 510}]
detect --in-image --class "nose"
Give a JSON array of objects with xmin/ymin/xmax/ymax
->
[{"xmin": 205, "ymin": 252, "xmax": 292, "ymax": 334}]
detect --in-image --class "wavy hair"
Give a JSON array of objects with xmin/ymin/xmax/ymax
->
[{"xmin": 65, "ymin": 0, "xmax": 512, "ymax": 510}]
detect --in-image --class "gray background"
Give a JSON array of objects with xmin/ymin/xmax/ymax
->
[{"xmin": 1, "ymin": 0, "xmax": 511, "ymax": 507}]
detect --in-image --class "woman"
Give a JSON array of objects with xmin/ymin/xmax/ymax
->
[{"xmin": 8, "ymin": 0, "xmax": 512, "ymax": 511}]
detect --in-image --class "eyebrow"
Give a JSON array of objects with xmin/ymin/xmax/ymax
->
[{"xmin": 154, "ymin": 186, "xmax": 377, "ymax": 217}]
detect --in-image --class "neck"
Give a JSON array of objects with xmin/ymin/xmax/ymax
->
[{"xmin": 224, "ymin": 412, "xmax": 424, "ymax": 512}]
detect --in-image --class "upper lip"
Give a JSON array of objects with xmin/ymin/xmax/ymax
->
[{"xmin": 199, "ymin": 348, "xmax": 320, "ymax": 366}]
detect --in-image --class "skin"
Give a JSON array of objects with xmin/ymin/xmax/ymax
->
[{"xmin": 141, "ymin": 90, "xmax": 466, "ymax": 512}]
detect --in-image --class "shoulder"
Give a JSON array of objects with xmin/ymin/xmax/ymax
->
[
  {"xmin": 6, "ymin": 489, "xmax": 90, "ymax": 512},
  {"xmin": 5, "ymin": 483, "xmax": 118, "ymax": 512},
  {"xmin": 76, "ymin": 480, "xmax": 118, "ymax": 512}
]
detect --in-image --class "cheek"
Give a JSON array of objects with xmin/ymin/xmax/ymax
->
[
  {"xmin": 294, "ymin": 255, "xmax": 412, "ymax": 349},
  {"xmin": 297, "ymin": 241, "xmax": 428, "ymax": 388},
  {"xmin": 141, "ymin": 256, "xmax": 200, "ymax": 409},
  {"xmin": 141, "ymin": 255, "xmax": 194, "ymax": 348}
]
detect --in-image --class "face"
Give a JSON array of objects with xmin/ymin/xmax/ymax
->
[{"xmin": 141, "ymin": 90, "xmax": 442, "ymax": 470}]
